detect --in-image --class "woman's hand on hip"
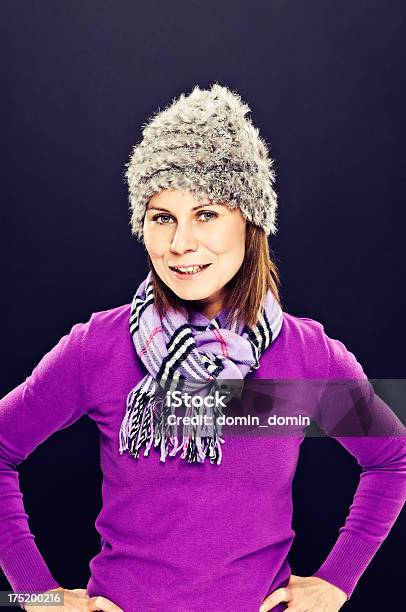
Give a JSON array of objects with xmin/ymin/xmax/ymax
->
[
  {"xmin": 24, "ymin": 587, "xmax": 124, "ymax": 612},
  {"xmin": 259, "ymin": 574, "xmax": 348, "ymax": 611}
]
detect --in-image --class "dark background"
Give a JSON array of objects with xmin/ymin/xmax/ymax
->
[{"xmin": 1, "ymin": 0, "xmax": 405, "ymax": 609}]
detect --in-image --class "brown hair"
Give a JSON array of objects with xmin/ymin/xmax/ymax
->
[{"xmin": 147, "ymin": 222, "xmax": 282, "ymax": 329}]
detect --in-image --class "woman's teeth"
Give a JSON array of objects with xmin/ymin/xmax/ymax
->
[{"xmin": 172, "ymin": 265, "xmax": 207, "ymax": 274}]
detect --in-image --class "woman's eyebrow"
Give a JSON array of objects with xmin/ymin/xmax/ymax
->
[{"xmin": 146, "ymin": 202, "xmax": 224, "ymax": 213}]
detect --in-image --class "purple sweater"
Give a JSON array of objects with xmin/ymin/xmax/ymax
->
[{"xmin": 0, "ymin": 304, "xmax": 405, "ymax": 612}]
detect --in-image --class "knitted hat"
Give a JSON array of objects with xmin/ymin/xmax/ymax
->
[{"xmin": 125, "ymin": 82, "xmax": 278, "ymax": 242}]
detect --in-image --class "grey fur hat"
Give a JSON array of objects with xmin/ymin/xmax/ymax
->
[{"xmin": 125, "ymin": 83, "xmax": 278, "ymax": 242}]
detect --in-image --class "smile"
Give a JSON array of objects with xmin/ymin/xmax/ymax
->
[{"xmin": 169, "ymin": 263, "xmax": 212, "ymax": 279}]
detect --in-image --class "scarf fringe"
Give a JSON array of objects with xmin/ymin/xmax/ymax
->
[{"xmin": 119, "ymin": 386, "xmax": 225, "ymax": 465}]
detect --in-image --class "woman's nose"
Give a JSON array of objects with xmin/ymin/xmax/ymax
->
[{"xmin": 170, "ymin": 223, "xmax": 198, "ymax": 253}]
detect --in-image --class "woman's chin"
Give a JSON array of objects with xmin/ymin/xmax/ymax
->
[{"xmin": 172, "ymin": 288, "xmax": 213, "ymax": 302}]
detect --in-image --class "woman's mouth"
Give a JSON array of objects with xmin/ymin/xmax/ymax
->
[{"xmin": 169, "ymin": 263, "xmax": 212, "ymax": 279}]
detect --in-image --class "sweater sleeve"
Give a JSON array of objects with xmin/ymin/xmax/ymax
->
[
  {"xmin": 0, "ymin": 321, "xmax": 90, "ymax": 598},
  {"xmin": 310, "ymin": 335, "xmax": 406, "ymax": 600}
]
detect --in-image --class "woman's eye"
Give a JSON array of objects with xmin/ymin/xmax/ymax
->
[
  {"xmin": 153, "ymin": 214, "xmax": 173, "ymax": 224},
  {"xmin": 198, "ymin": 211, "xmax": 218, "ymax": 222}
]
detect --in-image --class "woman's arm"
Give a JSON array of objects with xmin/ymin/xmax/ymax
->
[
  {"xmin": 310, "ymin": 335, "xmax": 406, "ymax": 600},
  {"xmin": 0, "ymin": 321, "xmax": 91, "ymax": 598}
]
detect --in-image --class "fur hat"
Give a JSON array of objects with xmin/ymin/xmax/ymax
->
[{"xmin": 125, "ymin": 82, "xmax": 278, "ymax": 242}]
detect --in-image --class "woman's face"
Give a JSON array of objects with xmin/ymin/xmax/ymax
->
[{"xmin": 143, "ymin": 189, "xmax": 246, "ymax": 320}]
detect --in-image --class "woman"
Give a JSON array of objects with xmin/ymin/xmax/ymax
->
[{"xmin": 0, "ymin": 83, "xmax": 405, "ymax": 612}]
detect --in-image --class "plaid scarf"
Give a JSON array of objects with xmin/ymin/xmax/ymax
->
[{"xmin": 118, "ymin": 271, "xmax": 283, "ymax": 465}]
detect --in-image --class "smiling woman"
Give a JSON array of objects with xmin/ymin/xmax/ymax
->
[
  {"xmin": 1, "ymin": 83, "xmax": 405, "ymax": 612},
  {"xmin": 143, "ymin": 189, "xmax": 281, "ymax": 327},
  {"xmin": 143, "ymin": 189, "xmax": 279, "ymax": 323}
]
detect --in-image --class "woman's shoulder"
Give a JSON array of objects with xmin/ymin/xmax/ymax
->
[
  {"xmin": 74, "ymin": 301, "xmax": 133, "ymax": 365},
  {"xmin": 274, "ymin": 310, "xmax": 366, "ymax": 379},
  {"xmin": 281, "ymin": 311, "xmax": 326, "ymax": 334},
  {"xmin": 279, "ymin": 310, "xmax": 329, "ymax": 350},
  {"xmin": 83, "ymin": 301, "xmax": 132, "ymax": 333}
]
